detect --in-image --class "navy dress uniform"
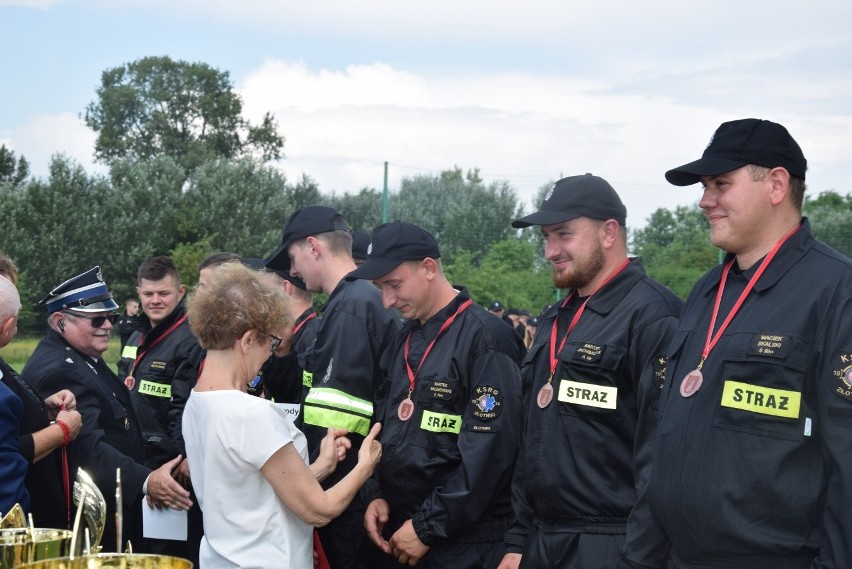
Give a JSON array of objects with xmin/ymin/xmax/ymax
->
[{"xmin": 22, "ymin": 267, "xmax": 151, "ymax": 552}]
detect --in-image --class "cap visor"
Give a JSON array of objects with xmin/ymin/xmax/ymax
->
[
  {"xmin": 346, "ymin": 258, "xmax": 404, "ymax": 281},
  {"xmin": 665, "ymin": 157, "xmax": 747, "ymax": 186},
  {"xmin": 512, "ymin": 210, "xmax": 580, "ymax": 228},
  {"xmin": 67, "ymin": 299, "xmax": 119, "ymax": 313},
  {"xmin": 264, "ymin": 245, "xmax": 290, "ymax": 272}
]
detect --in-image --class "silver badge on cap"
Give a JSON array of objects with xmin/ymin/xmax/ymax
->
[
  {"xmin": 96, "ymin": 267, "xmax": 103, "ymax": 282},
  {"xmin": 544, "ymin": 184, "xmax": 556, "ymax": 202},
  {"xmin": 366, "ymin": 243, "xmax": 373, "ymax": 256}
]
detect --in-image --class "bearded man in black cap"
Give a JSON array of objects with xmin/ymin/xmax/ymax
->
[
  {"xmin": 351, "ymin": 221, "xmax": 524, "ymax": 568},
  {"xmin": 266, "ymin": 206, "xmax": 399, "ymax": 569},
  {"xmin": 22, "ymin": 266, "xmax": 193, "ymax": 552},
  {"xmin": 618, "ymin": 119, "xmax": 852, "ymax": 569},
  {"xmin": 497, "ymin": 174, "xmax": 682, "ymax": 569}
]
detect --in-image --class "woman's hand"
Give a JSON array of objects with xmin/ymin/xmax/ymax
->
[
  {"xmin": 311, "ymin": 427, "xmax": 351, "ymax": 482},
  {"xmin": 358, "ymin": 423, "xmax": 382, "ymax": 474}
]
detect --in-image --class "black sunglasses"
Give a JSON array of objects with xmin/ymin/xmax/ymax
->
[
  {"xmin": 269, "ymin": 334, "xmax": 283, "ymax": 353},
  {"xmin": 64, "ymin": 311, "xmax": 119, "ymax": 328}
]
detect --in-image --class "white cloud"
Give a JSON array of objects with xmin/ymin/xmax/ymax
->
[{"xmin": 7, "ymin": 113, "xmax": 101, "ymax": 177}]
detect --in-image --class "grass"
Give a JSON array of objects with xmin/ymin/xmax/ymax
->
[{"xmin": 0, "ymin": 335, "xmax": 122, "ymax": 374}]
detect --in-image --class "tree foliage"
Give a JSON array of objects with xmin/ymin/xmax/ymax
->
[
  {"xmin": 631, "ymin": 204, "xmax": 718, "ymax": 298},
  {"xmin": 0, "ymin": 145, "xmax": 30, "ymax": 188},
  {"xmin": 804, "ymin": 190, "xmax": 852, "ymax": 256},
  {"xmin": 84, "ymin": 56, "xmax": 284, "ymax": 174}
]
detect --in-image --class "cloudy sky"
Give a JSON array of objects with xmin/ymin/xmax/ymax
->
[{"xmin": 2, "ymin": 0, "xmax": 851, "ymax": 228}]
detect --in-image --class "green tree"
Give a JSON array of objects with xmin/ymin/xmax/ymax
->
[
  {"xmin": 804, "ymin": 190, "xmax": 852, "ymax": 256},
  {"xmin": 445, "ymin": 238, "xmax": 554, "ymax": 314},
  {"xmin": 0, "ymin": 145, "xmax": 30, "ymax": 188},
  {"xmin": 84, "ymin": 56, "xmax": 284, "ymax": 174},
  {"xmin": 631, "ymin": 204, "xmax": 718, "ymax": 298},
  {"xmin": 0, "ymin": 155, "xmax": 115, "ymax": 319},
  {"xmin": 327, "ymin": 187, "xmax": 384, "ymax": 232},
  {"xmin": 389, "ymin": 167, "xmax": 523, "ymax": 264}
]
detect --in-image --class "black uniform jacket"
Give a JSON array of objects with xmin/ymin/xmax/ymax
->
[
  {"xmin": 620, "ymin": 220, "xmax": 852, "ymax": 569},
  {"xmin": 504, "ymin": 258, "xmax": 682, "ymax": 551},
  {"xmin": 301, "ymin": 278, "xmax": 399, "ymax": 488},
  {"xmin": 1, "ymin": 357, "xmax": 67, "ymax": 528},
  {"xmin": 21, "ymin": 331, "xmax": 149, "ymax": 552},
  {"xmin": 263, "ymin": 306, "xmax": 320, "ymax": 404},
  {"xmin": 128, "ymin": 303, "xmax": 203, "ymax": 468},
  {"xmin": 375, "ymin": 290, "xmax": 525, "ymax": 546}
]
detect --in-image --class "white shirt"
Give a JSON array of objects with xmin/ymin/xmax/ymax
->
[{"xmin": 183, "ymin": 390, "xmax": 312, "ymax": 568}]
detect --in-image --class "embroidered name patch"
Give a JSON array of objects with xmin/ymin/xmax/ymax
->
[
  {"xmin": 557, "ymin": 380, "xmax": 617, "ymax": 409},
  {"xmin": 748, "ymin": 333, "xmax": 791, "ymax": 359},
  {"xmin": 420, "ymin": 410, "xmax": 462, "ymax": 434},
  {"xmin": 149, "ymin": 360, "xmax": 167, "ymax": 371},
  {"xmin": 720, "ymin": 380, "xmax": 800, "ymax": 419},
  {"xmin": 573, "ymin": 343, "xmax": 603, "ymax": 363},
  {"xmin": 428, "ymin": 380, "xmax": 455, "ymax": 401}
]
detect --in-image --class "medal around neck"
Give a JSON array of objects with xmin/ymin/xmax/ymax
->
[
  {"xmin": 398, "ymin": 398, "xmax": 415, "ymax": 421},
  {"xmin": 680, "ymin": 369, "xmax": 703, "ymax": 397},
  {"xmin": 537, "ymin": 383, "xmax": 554, "ymax": 408}
]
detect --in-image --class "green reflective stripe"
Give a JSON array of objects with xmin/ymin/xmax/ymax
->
[
  {"xmin": 305, "ymin": 388, "xmax": 373, "ymax": 416},
  {"xmin": 302, "ymin": 370, "xmax": 313, "ymax": 388},
  {"xmin": 138, "ymin": 380, "xmax": 171, "ymax": 398},
  {"xmin": 303, "ymin": 406, "xmax": 371, "ymax": 436},
  {"xmin": 121, "ymin": 345, "xmax": 138, "ymax": 359},
  {"xmin": 420, "ymin": 410, "xmax": 462, "ymax": 434}
]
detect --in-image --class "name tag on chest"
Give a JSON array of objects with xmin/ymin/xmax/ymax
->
[{"xmin": 557, "ymin": 380, "xmax": 617, "ymax": 409}]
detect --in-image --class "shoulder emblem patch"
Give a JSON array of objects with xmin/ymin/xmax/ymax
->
[
  {"xmin": 471, "ymin": 385, "xmax": 502, "ymax": 420},
  {"xmin": 833, "ymin": 352, "xmax": 852, "ymax": 401}
]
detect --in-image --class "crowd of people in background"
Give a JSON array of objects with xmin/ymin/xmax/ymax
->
[{"xmin": 2, "ymin": 117, "xmax": 851, "ymax": 569}]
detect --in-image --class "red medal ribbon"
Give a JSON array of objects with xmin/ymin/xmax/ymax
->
[
  {"xmin": 129, "ymin": 314, "xmax": 188, "ymax": 378},
  {"xmin": 548, "ymin": 258, "xmax": 630, "ymax": 380},
  {"xmin": 697, "ymin": 224, "xmax": 801, "ymax": 370},
  {"xmin": 403, "ymin": 299, "xmax": 473, "ymax": 395},
  {"xmin": 293, "ymin": 311, "xmax": 317, "ymax": 338},
  {"xmin": 59, "ymin": 403, "xmax": 70, "ymax": 527}
]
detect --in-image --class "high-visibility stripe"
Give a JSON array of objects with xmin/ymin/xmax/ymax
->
[
  {"xmin": 303, "ymin": 406, "xmax": 371, "ymax": 437},
  {"xmin": 121, "ymin": 345, "xmax": 138, "ymax": 359},
  {"xmin": 138, "ymin": 380, "xmax": 171, "ymax": 398},
  {"xmin": 302, "ymin": 370, "xmax": 313, "ymax": 388},
  {"xmin": 304, "ymin": 388, "xmax": 373, "ymax": 416}
]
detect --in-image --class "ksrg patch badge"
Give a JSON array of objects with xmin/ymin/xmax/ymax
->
[
  {"xmin": 832, "ymin": 351, "xmax": 852, "ymax": 401},
  {"xmin": 471, "ymin": 385, "xmax": 502, "ymax": 420}
]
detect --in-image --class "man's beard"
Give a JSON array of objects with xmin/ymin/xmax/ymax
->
[{"xmin": 551, "ymin": 241, "xmax": 606, "ymax": 291}]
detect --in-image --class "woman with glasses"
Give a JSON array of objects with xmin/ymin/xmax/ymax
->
[{"xmin": 182, "ymin": 262, "xmax": 382, "ymax": 569}]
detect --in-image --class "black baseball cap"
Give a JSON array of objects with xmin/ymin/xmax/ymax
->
[
  {"xmin": 488, "ymin": 300, "xmax": 504, "ymax": 312},
  {"xmin": 265, "ymin": 205, "xmax": 350, "ymax": 271},
  {"xmin": 242, "ymin": 256, "xmax": 308, "ymax": 291},
  {"xmin": 665, "ymin": 118, "xmax": 807, "ymax": 186},
  {"xmin": 347, "ymin": 221, "xmax": 440, "ymax": 281},
  {"xmin": 351, "ymin": 230, "xmax": 371, "ymax": 260},
  {"xmin": 512, "ymin": 174, "xmax": 626, "ymax": 228}
]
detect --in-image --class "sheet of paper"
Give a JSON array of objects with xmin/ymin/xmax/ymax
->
[{"xmin": 142, "ymin": 500, "xmax": 188, "ymax": 541}]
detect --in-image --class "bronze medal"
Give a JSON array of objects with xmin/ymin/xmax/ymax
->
[
  {"xmin": 397, "ymin": 398, "xmax": 415, "ymax": 421},
  {"xmin": 537, "ymin": 383, "xmax": 554, "ymax": 408},
  {"xmin": 679, "ymin": 369, "xmax": 703, "ymax": 398}
]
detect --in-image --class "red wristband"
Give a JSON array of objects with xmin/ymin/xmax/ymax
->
[{"xmin": 55, "ymin": 420, "xmax": 71, "ymax": 446}]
